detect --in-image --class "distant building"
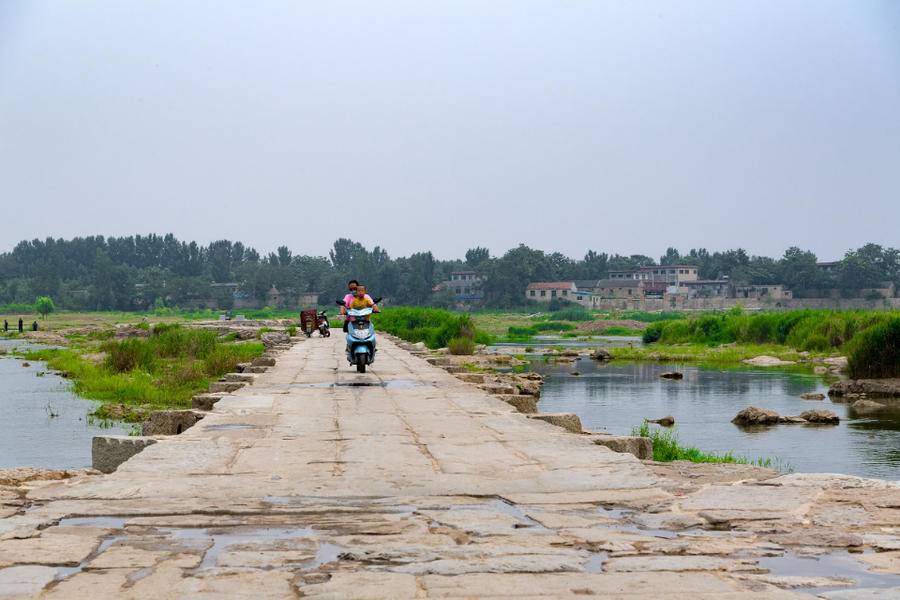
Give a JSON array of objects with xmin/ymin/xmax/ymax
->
[
  {"xmin": 681, "ymin": 280, "xmax": 731, "ymax": 299},
  {"xmin": 816, "ymin": 261, "xmax": 841, "ymax": 275},
  {"xmin": 525, "ymin": 281, "xmax": 578, "ymax": 303},
  {"xmin": 443, "ymin": 271, "xmax": 484, "ymax": 303},
  {"xmin": 592, "ymin": 279, "xmax": 643, "ymax": 300},
  {"xmin": 732, "ymin": 284, "xmax": 793, "ymax": 300},
  {"xmin": 639, "ymin": 265, "xmax": 700, "ymax": 284}
]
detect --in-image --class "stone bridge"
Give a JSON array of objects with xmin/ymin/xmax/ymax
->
[{"xmin": 0, "ymin": 336, "xmax": 898, "ymax": 598}]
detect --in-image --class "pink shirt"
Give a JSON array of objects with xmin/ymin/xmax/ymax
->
[{"xmin": 343, "ymin": 293, "xmax": 374, "ymax": 308}]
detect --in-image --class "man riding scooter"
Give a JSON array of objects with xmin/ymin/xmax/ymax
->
[{"xmin": 342, "ymin": 285, "xmax": 380, "ymax": 373}]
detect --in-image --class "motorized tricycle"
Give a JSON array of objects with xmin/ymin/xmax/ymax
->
[{"xmin": 300, "ymin": 308, "xmax": 330, "ymax": 337}]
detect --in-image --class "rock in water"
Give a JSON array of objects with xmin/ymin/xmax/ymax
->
[
  {"xmin": 742, "ymin": 355, "xmax": 796, "ymax": 366},
  {"xmin": 850, "ymin": 399, "xmax": 887, "ymax": 416},
  {"xmin": 660, "ymin": 372, "xmax": 684, "ymax": 380},
  {"xmin": 800, "ymin": 393, "xmax": 826, "ymax": 401},
  {"xmin": 645, "ymin": 416, "xmax": 675, "ymax": 427},
  {"xmin": 732, "ymin": 406, "xmax": 781, "ymax": 426},
  {"xmin": 590, "ymin": 348, "xmax": 612, "ymax": 361},
  {"xmin": 798, "ymin": 409, "xmax": 840, "ymax": 424}
]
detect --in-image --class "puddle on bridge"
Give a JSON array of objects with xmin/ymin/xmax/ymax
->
[
  {"xmin": 58, "ymin": 516, "xmax": 128, "ymax": 529},
  {"xmin": 161, "ymin": 526, "xmax": 346, "ymax": 572},
  {"xmin": 202, "ymin": 423, "xmax": 259, "ymax": 431},
  {"xmin": 758, "ymin": 550, "xmax": 900, "ymax": 592},
  {"xmin": 289, "ymin": 379, "xmax": 428, "ymax": 389}
]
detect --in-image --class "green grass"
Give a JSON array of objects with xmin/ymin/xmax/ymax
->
[
  {"xmin": 23, "ymin": 325, "xmax": 264, "ymax": 422},
  {"xmin": 376, "ymin": 307, "xmax": 492, "ymax": 349},
  {"xmin": 608, "ymin": 343, "xmax": 821, "ymax": 365},
  {"xmin": 632, "ymin": 423, "xmax": 775, "ymax": 467},
  {"xmin": 846, "ymin": 316, "xmax": 900, "ymax": 379},
  {"xmin": 643, "ymin": 309, "xmax": 899, "ymax": 350},
  {"xmin": 595, "ymin": 326, "xmax": 643, "ymax": 336}
]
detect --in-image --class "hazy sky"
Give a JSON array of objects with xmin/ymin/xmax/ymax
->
[{"xmin": 1, "ymin": 1, "xmax": 898, "ymax": 262}]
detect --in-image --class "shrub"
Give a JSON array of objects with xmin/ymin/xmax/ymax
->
[
  {"xmin": 35, "ymin": 296, "xmax": 55, "ymax": 319},
  {"xmin": 447, "ymin": 337, "xmax": 476, "ymax": 355},
  {"xmin": 846, "ymin": 317, "xmax": 900, "ymax": 379},
  {"xmin": 376, "ymin": 307, "xmax": 492, "ymax": 349},
  {"xmin": 103, "ymin": 339, "xmax": 157, "ymax": 373},
  {"xmin": 801, "ymin": 333, "xmax": 830, "ymax": 352},
  {"xmin": 287, "ymin": 325, "xmax": 297, "ymax": 336},
  {"xmin": 642, "ymin": 323, "xmax": 663, "ymax": 343}
]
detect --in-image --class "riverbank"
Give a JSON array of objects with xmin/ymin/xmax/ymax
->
[{"xmin": 8, "ymin": 322, "xmax": 272, "ymax": 423}]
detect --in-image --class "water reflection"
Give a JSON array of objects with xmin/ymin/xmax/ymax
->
[
  {"xmin": 531, "ymin": 357, "xmax": 899, "ymax": 480},
  {"xmin": 0, "ymin": 338, "xmax": 128, "ymax": 468}
]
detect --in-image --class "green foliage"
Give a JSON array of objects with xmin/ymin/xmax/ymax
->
[
  {"xmin": 507, "ymin": 322, "xmax": 575, "ymax": 337},
  {"xmin": 620, "ymin": 310, "xmax": 686, "ymax": 323},
  {"xmin": 0, "ymin": 303, "xmax": 36, "ymax": 314},
  {"xmin": 287, "ymin": 325, "xmax": 297, "ymax": 337},
  {"xmin": 28, "ymin": 325, "xmax": 265, "ymax": 421},
  {"xmin": 376, "ymin": 307, "xmax": 492, "ymax": 349},
  {"xmin": 632, "ymin": 423, "xmax": 773, "ymax": 467},
  {"xmin": 549, "ymin": 307, "xmax": 592, "ymax": 321},
  {"xmin": 643, "ymin": 309, "xmax": 899, "ymax": 351},
  {"xmin": 642, "ymin": 323, "xmax": 663, "ymax": 343},
  {"xmin": 846, "ymin": 317, "xmax": 900, "ymax": 379},
  {"xmin": 447, "ymin": 337, "xmax": 476, "ymax": 355},
  {"xmin": 35, "ymin": 296, "xmax": 55, "ymax": 319}
]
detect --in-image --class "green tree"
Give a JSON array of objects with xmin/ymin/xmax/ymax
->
[{"xmin": 35, "ymin": 295, "xmax": 55, "ymax": 319}]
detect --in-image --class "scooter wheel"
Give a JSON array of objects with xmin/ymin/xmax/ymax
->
[{"xmin": 356, "ymin": 355, "xmax": 366, "ymax": 373}]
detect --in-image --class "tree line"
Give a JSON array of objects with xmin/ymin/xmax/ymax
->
[{"xmin": 0, "ymin": 234, "xmax": 896, "ymax": 311}]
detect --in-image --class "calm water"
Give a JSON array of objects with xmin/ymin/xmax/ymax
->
[
  {"xmin": 0, "ymin": 339, "xmax": 129, "ymax": 469},
  {"xmin": 531, "ymin": 357, "xmax": 900, "ymax": 480}
]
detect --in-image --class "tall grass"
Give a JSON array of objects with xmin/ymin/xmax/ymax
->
[
  {"xmin": 846, "ymin": 316, "xmax": 900, "ymax": 379},
  {"xmin": 25, "ymin": 325, "xmax": 264, "ymax": 421},
  {"xmin": 642, "ymin": 309, "xmax": 899, "ymax": 351},
  {"xmin": 375, "ymin": 307, "xmax": 493, "ymax": 349},
  {"xmin": 632, "ymin": 423, "xmax": 774, "ymax": 467}
]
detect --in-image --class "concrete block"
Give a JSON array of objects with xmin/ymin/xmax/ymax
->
[
  {"xmin": 495, "ymin": 394, "xmax": 538, "ymax": 414},
  {"xmin": 209, "ymin": 381, "xmax": 245, "ymax": 393},
  {"xmin": 479, "ymin": 384, "xmax": 517, "ymax": 395},
  {"xmin": 92, "ymin": 436, "xmax": 157, "ymax": 474},
  {"xmin": 235, "ymin": 362, "xmax": 251, "ymax": 373},
  {"xmin": 223, "ymin": 372, "xmax": 256, "ymax": 383},
  {"xmin": 252, "ymin": 357, "xmax": 276, "ymax": 367},
  {"xmin": 192, "ymin": 393, "xmax": 226, "ymax": 411},
  {"xmin": 142, "ymin": 410, "xmax": 205, "ymax": 436},
  {"xmin": 527, "ymin": 413, "xmax": 583, "ymax": 434},
  {"xmin": 588, "ymin": 435, "xmax": 653, "ymax": 460},
  {"xmin": 455, "ymin": 373, "xmax": 485, "ymax": 384},
  {"xmin": 245, "ymin": 366, "xmax": 268, "ymax": 374}
]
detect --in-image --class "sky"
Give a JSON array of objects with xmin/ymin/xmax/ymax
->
[{"xmin": 1, "ymin": 1, "xmax": 899, "ymax": 262}]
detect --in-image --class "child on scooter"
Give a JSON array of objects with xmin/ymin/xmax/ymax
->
[{"xmin": 347, "ymin": 285, "xmax": 379, "ymax": 311}]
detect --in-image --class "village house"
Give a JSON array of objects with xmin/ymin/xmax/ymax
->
[
  {"xmin": 442, "ymin": 270, "xmax": 485, "ymax": 303},
  {"xmin": 680, "ymin": 280, "xmax": 731, "ymax": 299},
  {"xmin": 592, "ymin": 279, "xmax": 643, "ymax": 300},
  {"xmin": 732, "ymin": 284, "xmax": 793, "ymax": 300},
  {"xmin": 525, "ymin": 281, "xmax": 579, "ymax": 303}
]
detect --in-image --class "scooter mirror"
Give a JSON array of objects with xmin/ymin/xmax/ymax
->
[
  {"xmin": 335, "ymin": 300, "xmax": 345, "ymax": 306},
  {"xmin": 373, "ymin": 297, "xmax": 383, "ymax": 304}
]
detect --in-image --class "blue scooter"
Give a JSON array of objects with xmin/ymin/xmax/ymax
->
[{"xmin": 337, "ymin": 299, "xmax": 381, "ymax": 373}]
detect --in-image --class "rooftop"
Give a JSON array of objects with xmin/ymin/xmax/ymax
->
[
  {"xmin": 526, "ymin": 281, "xmax": 576, "ymax": 290},
  {"xmin": 595, "ymin": 279, "xmax": 642, "ymax": 287}
]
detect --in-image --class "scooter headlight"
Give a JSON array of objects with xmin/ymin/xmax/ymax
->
[{"xmin": 351, "ymin": 326, "xmax": 370, "ymax": 338}]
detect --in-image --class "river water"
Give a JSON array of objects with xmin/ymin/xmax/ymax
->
[
  {"xmin": 530, "ymin": 356, "xmax": 900, "ymax": 480},
  {"xmin": 0, "ymin": 339, "xmax": 129, "ymax": 469}
]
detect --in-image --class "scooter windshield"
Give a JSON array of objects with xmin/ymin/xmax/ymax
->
[{"xmin": 347, "ymin": 308, "xmax": 374, "ymax": 317}]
